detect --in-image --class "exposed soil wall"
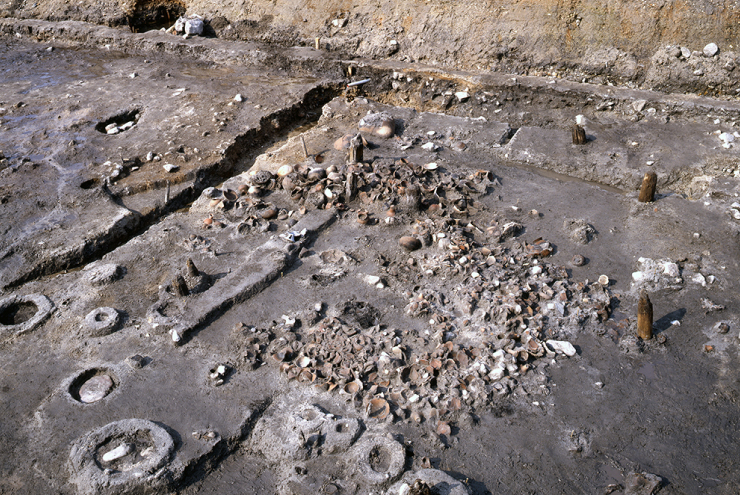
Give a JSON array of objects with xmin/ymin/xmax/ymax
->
[{"xmin": 3, "ymin": 0, "xmax": 740, "ymax": 93}]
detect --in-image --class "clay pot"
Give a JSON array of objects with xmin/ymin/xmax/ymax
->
[{"xmin": 399, "ymin": 236, "xmax": 421, "ymax": 251}]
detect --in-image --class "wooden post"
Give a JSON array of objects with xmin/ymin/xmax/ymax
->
[
  {"xmin": 348, "ymin": 133, "xmax": 363, "ymax": 163},
  {"xmin": 345, "ymin": 171, "xmax": 357, "ymax": 201},
  {"xmin": 173, "ymin": 275, "xmax": 189, "ymax": 297},
  {"xmin": 300, "ymin": 135, "xmax": 309, "ymax": 159},
  {"xmin": 314, "ymin": 37, "xmax": 320, "ymax": 50},
  {"xmin": 186, "ymin": 258, "xmax": 199, "ymax": 277},
  {"xmin": 572, "ymin": 125, "xmax": 587, "ymax": 145},
  {"xmin": 638, "ymin": 171, "xmax": 657, "ymax": 203},
  {"xmin": 637, "ymin": 291, "xmax": 653, "ymax": 340}
]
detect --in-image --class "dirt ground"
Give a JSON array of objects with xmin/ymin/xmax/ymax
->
[{"xmin": 1, "ymin": 17, "xmax": 740, "ymax": 495}]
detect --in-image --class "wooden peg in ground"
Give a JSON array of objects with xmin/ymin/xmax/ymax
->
[
  {"xmin": 639, "ymin": 171, "xmax": 657, "ymax": 202},
  {"xmin": 638, "ymin": 290, "xmax": 653, "ymax": 340},
  {"xmin": 348, "ymin": 133, "xmax": 363, "ymax": 163},
  {"xmin": 572, "ymin": 125, "xmax": 587, "ymax": 144}
]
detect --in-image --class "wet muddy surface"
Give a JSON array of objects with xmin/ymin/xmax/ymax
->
[{"xmin": 1, "ymin": 21, "xmax": 740, "ymax": 495}]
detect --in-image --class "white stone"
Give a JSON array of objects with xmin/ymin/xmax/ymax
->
[
  {"xmin": 217, "ymin": 365, "xmax": 227, "ymax": 375},
  {"xmin": 575, "ymin": 115, "xmax": 585, "ymax": 125},
  {"xmin": 422, "ymin": 142, "xmax": 440, "ymax": 151},
  {"xmin": 365, "ymin": 275, "xmax": 381, "ymax": 285},
  {"xmin": 79, "ymin": 374, "xmax": 114, "ymax": 403},
  {"xmin": 632, "ymin": 100, "xmax": 647, "ymax": 112},
  {"xmin": 102, "ymin": 443, "xmax": 132, "ymax": 462},
  {"xmin": 163, "ymin": 164, "xmax": 179, "ymax": 173},
  {"xmin": 661, "ymin": 262, "xmax": 680, "ymax": 277},
  {"xmin": 185, "ymin": 17, "xmax": 204, "ymax": 36},
  {"xmin": 546, "ymin": 340, "xmax": 577, "ymax": 357},
  {"xmin": 146, "ymin": 151, "xmax": 155, "ymax": 162},
  {"xmin": 530, "ymin": 266, "xmax": 543, "ymax": 275},
  {"xmin": 234, "ymin": 94, "xmax": 244, "ymax": 102},
  {"xmin": 691, "ymin": 273, "xmax": 706, "ymax": 286},
  {"xmin": 720, "ymin": 132, "xmax": 735, "ymax": 143},
  {"xmin": 703, "ymin": 42, "xmax": 719, "ymax": 57},
  {"xmin": 455, "ymin": 91, "xmax": 469, "ymax": 102},
  {"xmin": 680, "ymin": 46, "xmax": 691, "ymax": 59},
  {"xmin": 598, "ymin": 275, "xmax": 609, "ymax": 286},
  {"xmin": 488, "ymin": 366, "xmax": 505, "ymax": 381}
]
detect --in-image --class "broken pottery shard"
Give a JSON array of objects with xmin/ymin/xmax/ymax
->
[
  {"xmin": 546, "ymin": 340, "xmax": 577, "ymax": 357},
  {"xmin": 333, "ymin": 133, "xmax": 354, "ymax": 150},
  {"xmin": 101, "ymin": 443, "xmax": 131, "ymax": 462},
  {"xmin": 79, "ymin": 374, "xmax": 114, "ymax": 403},
  {"xmin": 358, "ymin": 111, "xmax": 395, "ymax": 138},
  {"xmin": 399, "ymin": 236, "xmax": 422, "ymax": 251}
]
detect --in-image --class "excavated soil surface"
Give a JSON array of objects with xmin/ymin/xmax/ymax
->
[{"xmin": 1, "ymin": 21, "xmax": 740, "ymax": 495}]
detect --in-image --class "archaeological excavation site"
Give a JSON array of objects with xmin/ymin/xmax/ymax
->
[{"xmin": 1, "ymin": 1, "xmax": 740, "ymax": 494}]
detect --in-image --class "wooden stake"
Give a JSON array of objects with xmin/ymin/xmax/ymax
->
[
  {"xmin": 186, "ymin": 258, "xmax": 199, "ymax": 277},
  {"xmin": 173, "ymin": 275, "xmax": 189, "ymax": 297},
  {"xmin": 638, "ymin": 291, "xmax": 653, "ymax": 340},
  {"xmin": 164, "ymin": 180, "xmax": 171, "ymax": 204},
  {"xmin": 638, "ymin": 171, "xmax": 657, "ymax": 203},
  {"xmin": 300, "ymin": 135, "xmax": 309, "ymax": 159},
  {"xmin": 348, "ymin": 133, "xmax": 363, "ymax": 164},
  {"xmin": 572, "ymin": 125, "xmax": 587, "ymax": 145},
  {"xmin": 346, "ymin": 171, "xmax": 357, "ymax": 201},
  {"xmin": 314, "ymin": 37, "xmax": 320, "ymax": 50}
]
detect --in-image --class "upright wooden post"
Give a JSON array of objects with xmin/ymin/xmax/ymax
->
[
  {"xmin": 638, "ymin": 171, "xmax": 657, "ymax": 203},
  {"xmin": 186, "ymin": 258, "xmax": 199, "ymax": 277},
  {"xmin": 173, "ymin": 275, "xmax": 189, "ymax": 297},
  {"xmin": 572, "ymin": 125, "xmax": 587, "ymax": 144},
  {"xmin": 348, "ymin": 133, "xmax": 363, "ymax": 163},
  {"xmin": 638, "ymin": 291, "xmax": 653, "ymax": 340}
]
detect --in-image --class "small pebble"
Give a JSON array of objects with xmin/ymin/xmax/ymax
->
[{"xmin": 126, "ymin": 354, "xmax": 147, "ymax": 369}]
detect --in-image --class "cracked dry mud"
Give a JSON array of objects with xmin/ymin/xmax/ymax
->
[{"xmin": 1, "ymin": 20, "xmax": 739, "ymax": 495}]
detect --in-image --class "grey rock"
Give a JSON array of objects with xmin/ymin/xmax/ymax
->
[
  {"xmin": 78, "ymin": 374, "xmax": 114, "ymax": 403},
  {"xmin": 703, "ymin": 42, "xmax": 719, "ymax": 57},
  {"xmin": 546, "ymin": 339, "xmax": 577, "ymax": 357},
  {"xmin": 624, "ymin": 471, "xmax": 662, "ymax": 494}
]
